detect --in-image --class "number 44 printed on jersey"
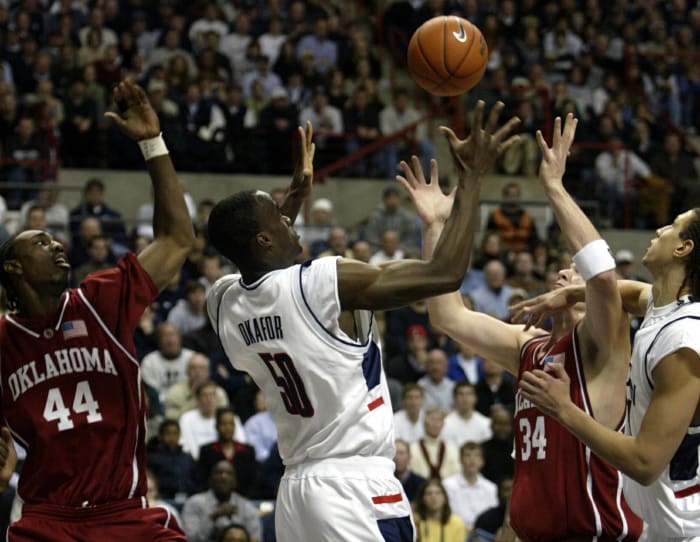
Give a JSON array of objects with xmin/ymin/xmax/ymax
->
[
  {"xmin": 520, "ymin": 416, "xmax": 547, "ymax": 460},
  {"xmin": 43, "ymin": 380, "xmax": 102, "ymax": 431}
]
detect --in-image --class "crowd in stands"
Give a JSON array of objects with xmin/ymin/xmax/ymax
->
[
  {"xmin": 0, "ymin": 0, "xmax": 694, "ymax": 227},
  {"xmin": 0, "ymin": 0, "xmax": 698, "ymax": 540}
]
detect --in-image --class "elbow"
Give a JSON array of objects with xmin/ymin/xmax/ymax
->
[{"xmin": 628, "ymin": 456, "xmax": 664, "ymax": 487}]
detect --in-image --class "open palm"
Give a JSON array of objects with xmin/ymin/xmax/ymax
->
[{"xmin": 396, "ymin": 156, "xmax": 455, "ymax": 225}]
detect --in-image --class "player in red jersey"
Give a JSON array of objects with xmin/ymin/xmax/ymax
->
[
  {"xmin": 400, "ymin": 111, "xmax": 642, "ymax": 541},
  {"xmin": 0, "ymin": 79, "xmax": 194, "ymax": 541}
]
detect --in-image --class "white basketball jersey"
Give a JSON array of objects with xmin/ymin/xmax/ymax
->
[
  {"xmin": 626, "ymin": 295, "xmax": 700, "ymax": 536},
  {"xmin": 207, "ymin": 257, "xmax": 395, "ymax": 467}
]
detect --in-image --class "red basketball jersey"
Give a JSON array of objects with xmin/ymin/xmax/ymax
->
[
  {"xmin": 0, "ymin": 254, "xmax": 157, "ymax": 507},
  {"xmin": 510, "ymin": 331, "xmax": 642, "ymax": 542}
]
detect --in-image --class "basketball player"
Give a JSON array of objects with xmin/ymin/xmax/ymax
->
[
  {"xmin": 519, "ymin": 210, "xmax": 700, "ymax": 541},
  {"xmin": 206, "ymin": 100, "xmax": 521, "ymax": 542},
  {"xmin": 0, "ymin": 80, "xmax": 192, "ymax": 540},
  {"xmin": 405, "ymin": 114, "xmax": 642, "ymax": 541}
]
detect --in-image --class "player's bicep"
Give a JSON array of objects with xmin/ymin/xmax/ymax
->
[
  {"xmin": 434, "ymin": 308, "xmax": 531, "ymax": 376},
  {"xmin": 635, "ymin": 348, "xmax": 700, "ymax": 481},
  {"xmin": 619, "ymin": 280, "xmax": 651, "ymax": 316},
  {"xmin": 137, "ymin": 238, "xmax": 190, "ymax": 291}
]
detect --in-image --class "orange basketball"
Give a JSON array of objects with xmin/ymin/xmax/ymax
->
[{"xmin": 407, "ymin": 16, "xmax": 488, "ymax": 96}]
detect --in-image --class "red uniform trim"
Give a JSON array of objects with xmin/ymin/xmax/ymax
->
[
  {"xmin": 674, "ymin": 484, "xmax": 700, "ymax": 499},
  {"xmin": 371, "ymin": 493, "xmax": 403, "ymax": 504},
  {"xmin": 367, "ymin": 397, "xmax": 384, "ymax": 411}
]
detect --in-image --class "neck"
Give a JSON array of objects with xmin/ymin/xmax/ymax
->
[
  {"xmin": 213, "ymin": 490, "xmax": 231, "ymax": 502},
  {"xmin": 458, "ymin": 409, "xmax": 473, "ymax": 420},
  {"xmin": 407, "ymin": 410, "xmax": 420, "ymax": 422},
  {"xmin": 550, "ymin": 307, "xmax": 579, "ymax": 341},
  {"xmin": 463, "ymin": 472, "xmax": 478, "ymax": 484},
  {"xmin": 651, "ymin": 273, "xmax": 690, "ymax": 306},
  {"xmin": 16, "ymin": 286, "xmax": 66, "ymax": 318},
  {"xmin": 427, "ymin": 509, "xmax": 442, "ymax": 521}
]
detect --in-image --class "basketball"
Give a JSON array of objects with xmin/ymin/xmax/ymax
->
[{"xmin": 407, "ymin": 16, "xmax": 488, "ymax": 96}]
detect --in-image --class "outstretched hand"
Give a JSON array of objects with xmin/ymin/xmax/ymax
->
[
  {"xmin": 440, "ymin": 101, "xmax": 521, "ymax": 178},
  {"xmin": 0, "ymin": 427, "xmax": 16, "ymax": 491},
  {"xmin": 396, "ymin": 156, "xmax": 455, "ymax": 226},
  {"xmin": 509, "ymin": 287, "xmax": 574, "ymax": 330},
  {"xmin": 536, "ymin": 113, "xmax": 578, "ymax": 189},
  {"xmin": 519, "ymin": 362, "xmax": 572, "ymax": 420},
  {"xmin": 105, "ymin": 79, "xmax": 160, "ymax": 141},
  {"xmin": 290, "ymin": 121, "xmax": 316, "ymax": 199}
]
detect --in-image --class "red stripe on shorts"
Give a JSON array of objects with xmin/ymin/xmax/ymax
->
[
  {"xmin": 367, "ymin": 397, "xmax": 384, "ymax": 411},
  {"xmin": 371, "ymin": 493, "xmax": 403, "ymax": 505},
  {"xmin": 674, "ymin": 484, "xmax": 700, "ymax": 498}
]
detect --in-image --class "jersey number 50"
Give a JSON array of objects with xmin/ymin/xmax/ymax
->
[{"xmin": 259, "ymin": 353, "xmax": 314, "ymax": 417}]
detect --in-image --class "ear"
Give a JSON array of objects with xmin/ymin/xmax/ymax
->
[
  {"xmin": 2, "ymin": 259, "xmax": 21, "ymax": 277},
  {"xmin": 676, "ymin": 238, "xmax": 695, "ymax": 259},
  {"xmin": 255, "ymin": 231, "xmax": 273, "ymax": 250}
]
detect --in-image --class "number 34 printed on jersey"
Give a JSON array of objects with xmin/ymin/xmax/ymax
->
[
  {"xmin": 520, "ymin": 415, "xmax": 547, "ymax": 460},
  {"xmin": 43, "ymin": 380, "xmax": 102, "ymax": 431}
]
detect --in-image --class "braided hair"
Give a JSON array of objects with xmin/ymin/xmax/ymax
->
[
  {"xmin": 0, "ymin": 235, "xmax": 19, "ymax": 312},
  {"xmin": 677, "ymin": 208, "xmax": 700, "ymax": 301}
]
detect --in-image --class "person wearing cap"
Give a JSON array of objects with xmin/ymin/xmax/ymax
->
[
  {"xmin": 615, "ymin": 249, "xmax": 638, "ymax": 280},
  {"xmin": 303, "ymin": 197, "xmax": 336, "ymax": 256},
  {"xmin": 365, "ymin": 185, "xmax": 420, "ymax": 253}
]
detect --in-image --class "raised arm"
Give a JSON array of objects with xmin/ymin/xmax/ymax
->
[
  {"xmin": 337, "ymin": 101, "xmax": 520, "ymax": 313},
  {"xmin": 105, "ymin": 80, "xmax": 194, "ymax": 290},
  {"xmin": 536, "ymin": 114, "xmax": 625, "ymax": 360},
  {"xmin": 279, "ymin": 122, "xmax": 315, "ymax": 224},
  {"xmin": 405, "ymin": 102, "xmax": 536, "ymax": 375}
]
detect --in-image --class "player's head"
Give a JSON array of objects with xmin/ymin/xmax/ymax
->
[
  {"xmin": 415, "ymin": 479, "xmax": 451, "ymax": 524},
  {"xmin": 0, "ymin": 231, "xmax": 70, "ymax": 312},
  {"xmin": 208, "ymin": 190, "xmax": 301, "ymax": 273},
  {"xmin": 644, "ymin": 208, "xmax": 700, "ymax": 300}
]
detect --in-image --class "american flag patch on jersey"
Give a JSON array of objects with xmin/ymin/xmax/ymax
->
[
  {"xmin": 62, "ymin": 320, "xmax": 88, "ymax": 340},
  {"xmin": 543, "ymin": 352, "xmax": 565, "ymax": 365}
]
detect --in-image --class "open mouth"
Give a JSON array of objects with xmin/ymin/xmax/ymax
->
[{"xmin": 54, "ymin": 255, "xmax": 70, "ymax": 268}]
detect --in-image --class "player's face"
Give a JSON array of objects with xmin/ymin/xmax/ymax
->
[
  {"xmin": 11, "ymin": 230, "xmax": 70, "ymax": 288},
  {"xmin": 643, "ymin": 210, "xmax": 695, "ymax": 269},
  {"xmin": 255, "ymin": 192, "xmax": 301, "ymax": 263}
]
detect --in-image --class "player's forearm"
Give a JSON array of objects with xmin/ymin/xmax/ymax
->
[
  {"xmin": 426, "ymin": 171, "xmax": 480, "ymax": 286},
  {"xmin": 542, "ymin": 181, "xmax": 600, "ymax": 254},
  {"xmin": 422, "ymin": 221, "xmax": 466, "ymax": 329},
  {"xmin": 559, "ymin": 402, "xmax": 659, "ymax": 485},
  {"xmin": 147, "ymin": 155, "xmax": 195, "ymax": 249}
]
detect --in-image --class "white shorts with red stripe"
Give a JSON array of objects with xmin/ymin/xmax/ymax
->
[{"xmin": 276, "ymin": 456, "xmax": 415, "ymax": 542}]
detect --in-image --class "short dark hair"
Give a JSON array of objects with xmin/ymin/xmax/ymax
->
[
  {"xmin": 208, "ymin": 191, "xmax": 260, "ymax": 266},
  {"xmin": 218, "ymin": 524, "xmax": 250, "ymax": 542},
  {"xmin": 84, "ymin": 178, "xmax": 104, "ymax": 193},
  {"xmin": 184, "ymin": 280, "xmax": 205, "ymax": 296},
  {"xmin": 0, "ymin": 235, "xmax": 19, "ymax": 312},
  {"xmin": 215, "ymin": 407, "xmax": 235, "ymax": 426},
  {"xmin": 158, "ymin": 418, "xmax": 180, "ymax": 435}
]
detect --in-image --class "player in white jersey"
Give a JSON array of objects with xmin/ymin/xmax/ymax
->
[
  {"xmin": 205, "ymin": 104, "xmax": 521, "ymax": 542},
  {"xmin": 518, "ymin": 209, "xmax": 700, "ymax": 541}
]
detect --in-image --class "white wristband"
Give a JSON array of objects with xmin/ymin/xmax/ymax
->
[
  {"xmin": 138, "ymin": 133, "xmax": 169, "ymax": 161},
  {"xmin": 572, "ymin": 239, "xmax": 616, "ymax": 281}
]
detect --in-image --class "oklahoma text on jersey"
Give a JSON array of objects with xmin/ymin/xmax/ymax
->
[{"xmin": 7, "ymin": 347, "xmax": 118, "ymax": 401}]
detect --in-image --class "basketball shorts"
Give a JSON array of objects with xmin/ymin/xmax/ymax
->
[
  {"xmin": 8, "ymin": 497, "xmax": 187, "ymax": 541},
  {"xmin": 276, "ymin": 456, "xmax": 415, "ymax": 542}
]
